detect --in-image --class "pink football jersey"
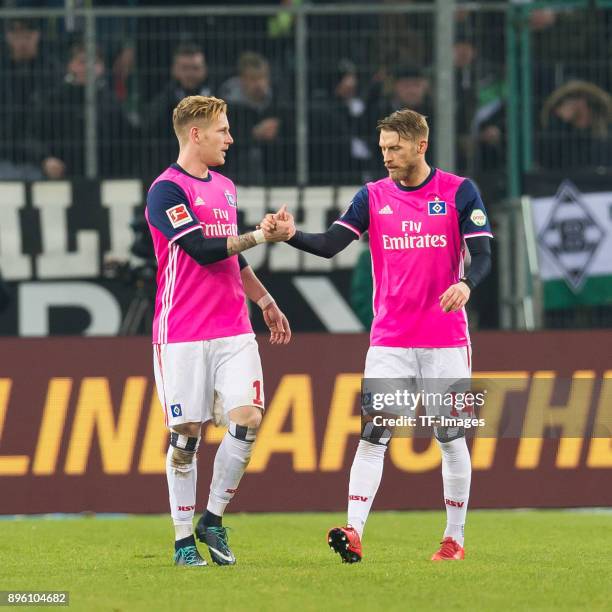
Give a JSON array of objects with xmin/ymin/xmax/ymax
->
[
  {"xmin": 336, "ymin": 168, "xmax": 493, "ymax": 348},
  {"xmin": 146, "ymin": 164, "xmax": 252, "ymax": 344}
]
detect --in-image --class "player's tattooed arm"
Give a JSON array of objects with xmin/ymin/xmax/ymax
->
[
  {"xmin": 226, "ymin": 225, "xmax": 292, "ymax": 256},
  {"xmin": 227, "ymin": 205, "xmax": 296, "ymax": 255},
  {"xmin": 176, "ymin": 231, "xmax": 261, "ymax": 265},
  {"xmin": 176, "ymin": 206, "xmax": 294, "ymax": 265},
  {"xmin": 226, "ymin": 232, "xmax": 260, "ymax": 256}
]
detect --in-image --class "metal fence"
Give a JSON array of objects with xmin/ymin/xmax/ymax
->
[
  {"xmin": 507, "ymin": 0, "xmax": 612, "ymax": 188},
  {"xmin": 0, "ymin": 2, "xmax": 510, "ymax": 186},
  {"xmin": 2, "ymin": 3, "xmax": 611, "ymax": 185}
]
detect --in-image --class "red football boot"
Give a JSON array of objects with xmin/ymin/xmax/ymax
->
[
  {"xmin": 431, "ymin": 536, "xmax": 465, "ymax": 560},
  {"xmin": 327, "ymin": 526, "xmax": 362, "ymax": 563}
]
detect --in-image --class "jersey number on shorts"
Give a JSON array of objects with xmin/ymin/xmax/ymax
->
[{"xmin": 252, "ymin": 380, "xmax": 263, "ymax": 407}]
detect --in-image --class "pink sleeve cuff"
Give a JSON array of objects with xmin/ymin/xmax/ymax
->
[
  {"xmin": 464, "ymin": 231, "xmax": 493, "ymax": 239},
  {"xmin": 334, "ymin": 220, "xmax": 362, "ymax": 238},
  {"xmin": 169, "ymin": 224, "xmax": 201, "ymax": 244}
]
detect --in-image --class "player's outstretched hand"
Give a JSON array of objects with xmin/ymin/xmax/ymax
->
[
  {"xmin": 260, "ymin": 213, "xmax": 276, "ymax": 232},
  {"xmin": 260, "ymin": 205, "xmax": 296, "ymax": 242},
  {"xmin": 439, "ymin": 282, "xmax": 471, "ymax": 312},
  {"xmin": 262, "ymin": 302, "xmax": 292, "ymax": 345},
  {"xmin": 273, "ymin": 205, "xmax": 296, "ymax": 240},
  {"xmin": 275, "ymin": 204, "xmax": 291, "ymax": 222}
]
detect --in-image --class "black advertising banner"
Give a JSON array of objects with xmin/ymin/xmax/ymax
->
[{"xmin": 1, "ymin": 331, "xmax": 611, "ymax": 514}]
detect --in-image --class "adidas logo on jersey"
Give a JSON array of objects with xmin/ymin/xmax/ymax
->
[
  {"xmin": 378, "ymin": 205, "xmax": 393, "ymax": 215},
  {"xmin": 195, "ymin": 196, "xmax": 205, "ymax": 206}
]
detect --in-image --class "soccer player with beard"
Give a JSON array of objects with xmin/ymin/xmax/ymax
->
[
  {"xmin": 262, "ymin": 109, "xmax": 493, "ymax": 562},
  {"xmin": 146, "ymin": 95, "xmax": 292, "ymax": 566}
]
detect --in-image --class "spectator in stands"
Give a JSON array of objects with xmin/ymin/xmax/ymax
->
[
  {"xmin": 0, "ymin": 18, "xmax": 62, "ymax": 179},
  {"xmin": 473, "ymin": 95, "xmax": 505, "ymax": 168},
  {"xmin": 142, "ymin": 43, "xmax": 212, "ymax": 175},
  {"xmin": 111, "ymin": 44, "xmax": 138, "ymax": 117},
  {"xmin": 220, "ymin": 51, "xmax": 293, "ymax": 184},
  {"xmin": 365, "ymin": 64, "xmax": 434, "ymax": 173},
  {"xmin": 29, "ymin": 42, "xmax": 137, "ymax": 178},
  {"xmin": 530, "ymin": 8, "xmax": 611, "ymax": 97},
  {"xmin": 218, "ymin": 51, "xmax": 273, "ymax": 108},
  {"xmin": 388, "ymin": 64, "xmax": 433, "ymax": 119},
  {"xmin": 311, "ymin": 58, "xmax": 371, "ymax": 184},
  {"xmin": 539, "ymin": 80, "xmax": 612, "ymax": 170},
  {"xmin": 453, "ymin": 28, "xmax": 479, "ymax": 173}
]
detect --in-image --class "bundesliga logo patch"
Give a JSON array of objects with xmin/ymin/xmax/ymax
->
[
  {"xmin": 428, "ymin": 199, "xmax": 447, "ymax": 216},
  {"xmin": 224, "ymin": 190, "xmax": 237, "ymax": 207},
  {"xmin": 166, "ymin": 203, "xmax": 193, "ymax": 228}
]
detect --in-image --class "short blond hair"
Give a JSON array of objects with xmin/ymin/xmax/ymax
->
[
  {"xmin": 377, "ymin": 108, "xmax": 429, "ymax": 141},
  {"xmin": 172, "ymin": 95, "xmax": 227, "ymax": 140}
]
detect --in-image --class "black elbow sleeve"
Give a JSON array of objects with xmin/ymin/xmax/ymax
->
[
  {"xmin": 176, "ymin": 230, "xmax": 228, "ymax": 265},
  {"xmin": 464, "ymin": 236, "xmax": 492, "ymax": 289},
  {"xmin": 287, "ymin": 224, "xmax": 356, "ymax": 258}
]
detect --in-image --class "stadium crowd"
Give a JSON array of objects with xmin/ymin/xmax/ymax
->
[{"xmin": 1, "ymin": 3, "xmax": 611, "ymax": 187}]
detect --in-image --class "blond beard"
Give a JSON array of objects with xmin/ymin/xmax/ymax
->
[{"xmin": 389, "ymin": 163, "xmax": 418, "ymax": 183}]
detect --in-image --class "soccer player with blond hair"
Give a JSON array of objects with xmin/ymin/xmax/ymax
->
[
  {"xmin": 263, "ymin": 108, "xmax": 493, "ymax": 562},
  {"xmin": 146, "ymin": 95, "xmax": 292, "ymax": 566}
]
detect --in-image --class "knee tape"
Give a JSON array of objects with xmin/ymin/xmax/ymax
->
[
  {"xmin": 361, "ymin": 420, "xmax": 392, "ymax": 446},
  {"xmin": 228, "ymin": 421, "xmax": 258, "ymax": 443},
  {"xmin": 169, "ymin": 431, "xmax": 200, "ymax": 468},
  {"xmin": 434, "ymin": 426, "xmax": 465, "ymax": 444}
]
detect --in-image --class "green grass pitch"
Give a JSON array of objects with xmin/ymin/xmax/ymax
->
[{"xmin": 1, "ymin": 511, "xmax": 611, "ymax": 611}]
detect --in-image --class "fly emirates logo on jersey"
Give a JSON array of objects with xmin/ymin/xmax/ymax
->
[
  {"xmin": 382, "ymin": 220, "xmax": 448, "ymax": 251},
  {"xmin": 200, "ymin": 207, "xmax": 238, "ymax": 238}
]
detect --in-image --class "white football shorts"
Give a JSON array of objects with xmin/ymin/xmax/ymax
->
[
  {"xmin": 364, "ymin": 345, "xmax": 472, "ymax": 417},
  {"xmin": 364, "ymin": 345, "xmax": 472, "ymax": 379},
  {"xmin": 153, "ymin": 333, "xmax": 264, "ymax": 428}
]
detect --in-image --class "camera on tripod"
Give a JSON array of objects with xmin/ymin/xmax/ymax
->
[
  {"xmin": 119, "ymin": 208, "xmax": 158, "ymax": 335},
  {"xmin": 129, "ymin": 213, "xmax": 157, "ymax": 279}
]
